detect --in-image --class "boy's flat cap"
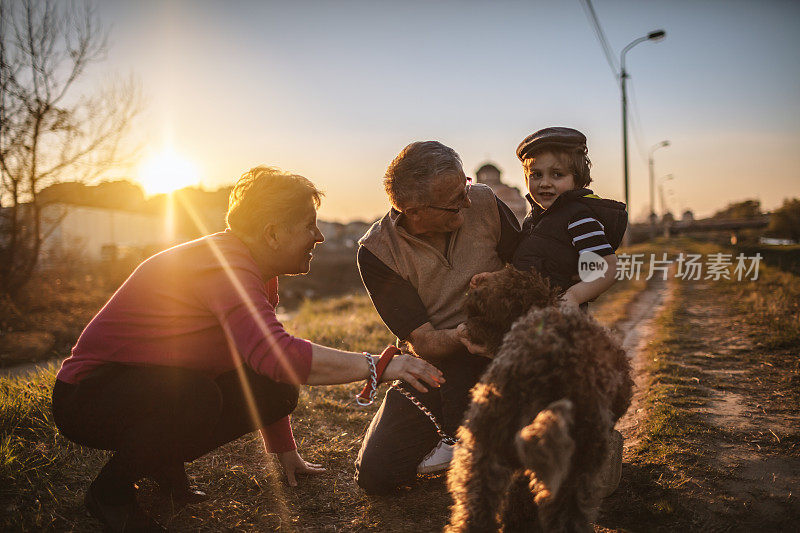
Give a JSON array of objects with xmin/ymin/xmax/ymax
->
[{"xmin": 516, "ymin": 127, "xmax": 587, "ymax": 160}]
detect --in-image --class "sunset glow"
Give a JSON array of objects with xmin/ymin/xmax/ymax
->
[{"xmin": 137, "ymin": 149, "xmax": 201, "ymax": 195}]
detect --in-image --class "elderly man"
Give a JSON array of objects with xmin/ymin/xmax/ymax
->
[
  {"xmin": 52, "ymin": 166, "xmax": 443, "ymax": 532},
  {"xmin": 355, "ymin": 141, "xmax": 521, "ymax": 493}
]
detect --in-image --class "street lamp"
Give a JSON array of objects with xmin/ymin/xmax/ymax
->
[
  {"xmin": 648, "ymin": 140, "xmax": 670, "ymax": 234},
  {"xmin": 658, "ymin": 174, "xmax": 675, "ymax": 237},
  {"xmin": 620, "ymin": 29, "xmax": 666, "ymax": 243}
]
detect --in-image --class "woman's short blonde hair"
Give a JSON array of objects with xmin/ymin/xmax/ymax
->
[{"xmin": 226, "ymin": 166, "xmax": 323, "ymax": 240}]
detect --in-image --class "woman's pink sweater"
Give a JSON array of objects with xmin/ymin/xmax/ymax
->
[{"xmin": 56, "ymin": 230, "xmax": 313, "ymax": 452}]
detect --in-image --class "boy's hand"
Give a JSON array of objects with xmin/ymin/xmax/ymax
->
[
  {"xmin": 559, "ymin": 292, "xmax": 580, "ymax": 309},
  {"xmin": 456, "ymin": 323, "xmax": 493, "ymax": 358}
]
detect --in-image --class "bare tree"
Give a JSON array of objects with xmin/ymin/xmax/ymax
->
[{"xmin": 0, "ymin": 0, "xmax": 140, "ymax": 297}]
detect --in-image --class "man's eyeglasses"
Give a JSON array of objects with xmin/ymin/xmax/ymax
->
[{"xmin": 424, "ymin": 178, "xmax": 472, "ymax": 213}]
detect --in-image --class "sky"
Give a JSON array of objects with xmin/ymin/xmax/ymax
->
[{"xmin": 89, "ymin": 0, "xmax": 800, "ymax": 222}]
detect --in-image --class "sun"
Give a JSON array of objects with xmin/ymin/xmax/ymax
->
[{"xmin": 137, "ymin": 149, "xmax": 201, "ymax": 195}]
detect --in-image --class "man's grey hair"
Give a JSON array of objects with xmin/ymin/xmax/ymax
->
[{"xmin": 383, "ymin": 141, "xmax": 463, "ymax": 210}]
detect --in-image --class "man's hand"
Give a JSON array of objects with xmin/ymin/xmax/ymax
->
[
  {"xmin": 406, "ymin": 323, "xmax": 465, "ymax": 361},
  {"xmin": 456, "ymin": 323, "xmax": 493, "ymax": 358},
  {"xmin": 277, "ymin": 449, "xmax": 326, "ymax": 487},
  {"xmin": 469, "ymin": 271, "xmax": 494, "ymax": 289}
]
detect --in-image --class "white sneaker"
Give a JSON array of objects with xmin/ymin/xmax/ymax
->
[{"xmin": 417, "ymin": 441, "xmax": 454, "ymax": 474}]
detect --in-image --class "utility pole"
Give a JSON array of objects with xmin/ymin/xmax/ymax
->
[{"xmin": 619, "ymin": 29, "xmax": 666, "ymax": 245}]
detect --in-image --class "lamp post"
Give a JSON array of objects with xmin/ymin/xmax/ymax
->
[
  {"xmin": 620, "ymin": 29, "xmax": 666, "ymax": 244},
  {"xmin": 658, "ymin": 174, "xmax": 675, "ymax": 217},
  {"xmin": 648, "ymin": 140, "xmax": 670, "ymax": 236},
  {"xmin": 658, "ymin": 174, "xmax": 675, "ymax": 237}
]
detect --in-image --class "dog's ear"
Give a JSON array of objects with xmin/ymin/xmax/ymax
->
[
  {"xmin": 610, "ymin": 345, "xmax": 634, "ymax": 420},
  {"xmin": 464, "ymin": 281, "xmax": 514, "ymax": 352},
  {"xmin": 515, "ymin": 399, "xmax": 575, "ymax": 504},
  {"xmin": 463, "ymin": 266, "xmax": 553, "ymax": 352}
]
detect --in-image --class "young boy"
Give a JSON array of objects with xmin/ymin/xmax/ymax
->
[
  {"xmin": 512, "ymin": 126, "xmax": 628, "ymax": 310},
  {"xmin": 469, "ymin": 127, "xmax": 629, "ymax": 496}
]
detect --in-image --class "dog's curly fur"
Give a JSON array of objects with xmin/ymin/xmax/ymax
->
[
  {"xmin": 447, "ymin": 266, "xmax": 633, "ymax": 532},
  {"xmin": 463, "ymin": 267, "xmax": 560, "ymax": 354}
]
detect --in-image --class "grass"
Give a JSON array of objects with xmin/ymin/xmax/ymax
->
[
  {"xmin": 728, "ymin": 266, "xmax": 800, "ymax": 351},
  {"xmin": 285, "ymin": 294, "xmax": 396, "ymax": 353},
  {"xmin": 0, "ymin": 246, "xmax": 369, "ymax": 367},
  {"xmin": 0, "ymin": 363, "xmax": 110, "ymax": 529},
  {"xmin": 0, "ymin": 258, "xmax": 662, "ymax": 531},
  {"xmin": 0, "ymin": 292, "xmax": 457, "ymax": 531},
  {"xmin": 734, "ymin": 242, "xmax": 800, "ymax": 276},
  {"xmin": 596, "ymin": 276, "xmax": 718, "ymax": 531},
  {"xmin": 3, "ymin": 236, "xmax": 799, "ymax": 530},
  {"xmin": 0, "ymin": 240, "xmax": 674, "ymax": 531},
  {"xmin": 0, "ymin": 269, "xmax": 113, "ymax": 366},
  {"xmin": 633, "ymin": 280, "xmax": 715, "ymax": 464}
]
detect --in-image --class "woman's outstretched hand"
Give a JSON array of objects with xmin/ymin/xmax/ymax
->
[
  {"xmin": 382, "ymin": 354, "xmax": 445, "ymax": 393},
  {"xmin": 277, "ymin": 449, "xmax": 326, "ymax": 487}
]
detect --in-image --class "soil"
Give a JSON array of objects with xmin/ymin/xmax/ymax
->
[{"xmin": 609, "ymin": 275, "xmax": 673, "ymax": 452}]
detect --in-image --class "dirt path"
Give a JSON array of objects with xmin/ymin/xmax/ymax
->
[
  {"xmin": 610, "ymin": 275, "xmax": 673, "ymax": 452},
  {"xmin": 673, "ymin": 280, "xmax": 799, "ymax": 528}
]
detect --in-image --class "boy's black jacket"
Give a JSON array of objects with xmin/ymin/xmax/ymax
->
[{"xmin": 515, "ymin": 188, "xmax": 628, "ymax": 291}]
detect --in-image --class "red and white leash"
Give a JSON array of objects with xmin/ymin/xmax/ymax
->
[
  {"xmin": 355, "ymin": 345, "xmax": 457, "ymax": 445},
  {"xmin": 356, "ymin": 345, "xmax": 399, "ymax": 406}
]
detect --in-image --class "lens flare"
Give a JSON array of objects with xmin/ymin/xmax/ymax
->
[{"xmin": 137, "ymin": 148, "xmax": 200, "ymax": 195}]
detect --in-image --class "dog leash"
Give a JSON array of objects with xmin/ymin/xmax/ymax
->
[
  {"xmin": 356, "ymin": 344, "xmax": 458, "ymax": 445},
  {"xmin": 390, "ymin": 381, "xmax": 458, "ymax": 445},
  {"xmin": 356, "ymin": 345, "xmax": 399, "ymax": 405}
]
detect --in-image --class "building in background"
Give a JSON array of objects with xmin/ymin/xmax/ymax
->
[
  {"xmin": 475, "ymin": 163, "xmax": 527, "ymax": 223},
  {"xmin": 39, "ymin": 203, "xmax": 187, "ymax": 265},
  {"xmin": 317, "ymin": 220, "xmax": 372, "ymax": 250}
]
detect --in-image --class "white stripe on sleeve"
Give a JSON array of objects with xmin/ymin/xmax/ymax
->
[
  {"xmin": 571, "ymin": 230, "xmax": 606, "ymax": 244},
  {"xmin": 567, "ymin": 217, "xmax": 605, "ymax": 230},
  {"xmin": 578, "ymin": 244, "xmax": 613, "ymax": 254}
]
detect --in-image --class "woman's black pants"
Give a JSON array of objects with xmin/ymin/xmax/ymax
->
[{"xmin": 52, "ymin": 362, "xmax": 298, "ymax": 500}]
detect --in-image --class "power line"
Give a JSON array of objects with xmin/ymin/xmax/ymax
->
[
  {"xmin": 579, "ymin": 0, "xmax": 619, "ymax": 79},
  {"xmin": 580, "ymin": 0, "xmax": 654, "ymax": 164}
]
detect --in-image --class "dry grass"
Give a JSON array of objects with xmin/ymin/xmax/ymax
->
[
  {"xmin": 1, "ymin": 281, "xmax": 651, "ymax": 531},
  {"xmin": 0, "ymin": 293, "xmax": 457, "ymax": 532},
  {"xmin": 0, "ymin": 270, "xmax": 112, "ymax": 367}
]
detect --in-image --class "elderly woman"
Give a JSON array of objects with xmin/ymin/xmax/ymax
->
[{"xmin": 51, "ymin": 166, "xmax": 443, "ymax": 532}]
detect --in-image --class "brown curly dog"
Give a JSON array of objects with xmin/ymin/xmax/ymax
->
[{"xmin": 446, "ymin": 266, "xmax": 633, "ymax": 532}]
